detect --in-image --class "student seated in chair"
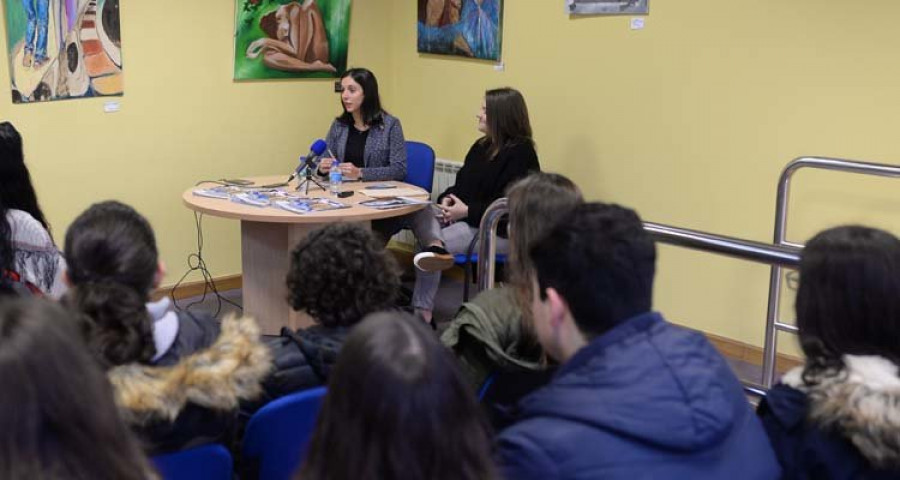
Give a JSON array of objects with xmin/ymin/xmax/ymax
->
[
  {"xmin": 0, "ymin": 298, "xmax": 153, "ymax": 479},
  {"xmin": 62, "ymin": 201, "xmax": 271, "ymax": 454},
  {"xmin": 441, "ymin": 172, "xmax": 582, "ymax": 429},
  {"xmin": 758, "ymin": 226, "xmax": 900, "ymax": 479},
  {"xmin": 297, "ymin": 312, "xmax": 498, "ymax": 480},
  {"xmin": 244, "ymin": 223, "xmax": 401, "ymax": 415},
  {"xmin": 496, "ymin": 202, "xmax": 781, "ymax": 479}
]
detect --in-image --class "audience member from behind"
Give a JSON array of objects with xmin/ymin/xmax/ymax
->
[
  {"xmin": 758, "ymin": 226, "xmax": 900, "ymax": 478},
  {"xmin": 297, "ymin": 312, "xmax": 498, "ymax": 480},
  {"xmin": 63, "ymin": 201, "xmax": 271, "ymax": 454},
  {"xmin": 442, "ymin": 173, "xmax": 582, "ymax": 396},
  {"xmin": 249, "ymin": 223, "xmax": 400, "ymax": 413},
  {"xmin": 497, "ymin": 203, "xmax": 780, "ymax": 479},
  {"xmin": 0, "ymin": 298, "xmax": 153, "ymax": 479},
  {"xmin": 0, "ymin": 121, "xmax": 65, "ymax": 296}
]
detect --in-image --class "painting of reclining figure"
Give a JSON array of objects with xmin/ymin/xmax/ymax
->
[
  {"xmin": 417, "ymin": 0, "xmax": 502, "ymax": 61},
  {"xmin": 566, "ymin": 0, "xmax": 649, "ymax": 15},
  {"xmin": 234, "ymin": 0, "xmax": 351, "ymax": 80},
  {"xmin": 4, "ymin": 0, "xmax": 123, "ymax": 103}
]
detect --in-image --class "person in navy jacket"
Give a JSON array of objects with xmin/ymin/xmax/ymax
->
[
  {"xmin": 496, "ymin": 202, "xmax": 781, "ymax": 480},
  {"xmin": 757, "ymin": 226, "xmax": 900, "ymax": 479}
]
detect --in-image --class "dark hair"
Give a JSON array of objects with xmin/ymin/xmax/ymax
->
[
  {"xmin": 62, "ymin": 201, "xmax": 158, "ymax": 368},
  {"xmin": 530, "ymin": 202, "xmax": 656, "ymax": 339},
  {"xmin": 0, "ymin": 122, "xmax": 51, "ymax": 231},
  {"xmin": 297, "ymin": 312, "xmax": 498, "ymax": 480},
  {"xmin": 796, "ymin": 226, "xmax": 900, "ymax": 382},
  {"xmin": 336, "ymin": 68, "xmax": 385, "ymax": 127},
  {"xmin": 287, "ymin": 223, "xmax": 399, "ymax": 328},
  {"xmin": 0, "ymin": 298, "xmax": 152, "ymax": 479},
  {"xmin": 482, "ymin": 87, "xmax": 533, "ymax": 160}
]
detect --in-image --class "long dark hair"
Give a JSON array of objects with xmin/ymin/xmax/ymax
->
[
  {"xmin": 0, "ymin": 122, "xmax": 50, "ymax": 231},
  {"xmin": 797, "ymin": 225, "xmax": 900, "ymax": 383},
  {"xmin": 0, "ymin": 298, "xmax": 152, "ymax": 479},
  {"xmin": 336, "ymin": 68, "xmax": 385, "ymax": 127},
  {"xmin": 481, "ymin": 87, "xmax": 533, "ymax": 159},
  {"xmin": 297, "ymin": 312, "xmax": 498, "ymax": 480},
  {"xmin": 62, "ymin": 201, "xmax": 158, "ymax": 369}
]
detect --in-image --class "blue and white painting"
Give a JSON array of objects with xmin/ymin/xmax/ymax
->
[{"xmin": 417, "ymin": 0, "xmax": 502, "ymax": 61}]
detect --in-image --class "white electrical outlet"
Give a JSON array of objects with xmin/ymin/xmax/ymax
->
[
  {"xmin": 104, "ymin": 101, "xmax": 121, "ymax": 113},
  {"xmin": 494, "ymin": 62, "xmax": 505, "ymax": 72},
  {"xmin": 630, "ymin": 18, "xmax": 645, "ymax": 30}
]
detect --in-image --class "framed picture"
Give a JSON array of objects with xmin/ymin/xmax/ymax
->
[
  {"xmin": 4, "ymin": 0, "xmax": 123, "ymax": 103},
  {"xmin": 234, "ymin": 0, "xmax": 351, "ymax": 80},
  {"xmin": 417, "ymin": 0, "xmax": 503, "ymax": 61},
  {"xmin": 566, "ymin": 0, "xmax": 648, "ymax": 15}
]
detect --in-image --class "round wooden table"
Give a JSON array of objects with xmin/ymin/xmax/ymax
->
[{"xmin": 183, "ymin": 175, "xmax": 428, "ymax": 334}]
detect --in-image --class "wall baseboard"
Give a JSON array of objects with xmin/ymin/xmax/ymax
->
[
  {"xmin": 152, "ymin": 274, "xmax": 243, "ymax": 301},
  {"xmin": 704, "ymin": 331, "xmax": 803, "ymax": 374}
]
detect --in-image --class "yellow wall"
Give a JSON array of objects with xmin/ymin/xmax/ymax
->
[
  {"xmin": 0, "ymin": 0, "xmax": 391, "ymax": 287},
  {"xmin": 3, "ymin": 1, "xmax": 900, "ymax": 354},
  {"xmin": 387, "ymin": 0, "xmax": 900, "ymax": 355}
]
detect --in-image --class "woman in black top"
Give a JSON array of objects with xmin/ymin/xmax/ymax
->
[{"xmin": 407, "ymin": 88, "xmax": 540, "ymax": 324}]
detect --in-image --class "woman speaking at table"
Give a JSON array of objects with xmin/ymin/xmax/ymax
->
[{"xmin": 317, "ymin": 68, "xmax": 406, "ymax": 182}]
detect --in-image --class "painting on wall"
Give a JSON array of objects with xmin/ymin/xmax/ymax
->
[
  {"xmin": 566, "ymin": 0, "xmax": 649, "ymax": 15},
  {"xmin": 234, "ymin": 0, "xmax": 351, "ymax": 80},
  {"xmin": 4, "ymin": 0, "xmax": 123, "ymax": 103},
  {"xmin": 417, "ymin": 0, "xmax": 503, "ymax": 61}
]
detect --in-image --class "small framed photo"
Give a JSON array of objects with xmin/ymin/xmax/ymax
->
[{"xmin": 566, "ymin": 0, "xmax": 649, "ymax": 15}]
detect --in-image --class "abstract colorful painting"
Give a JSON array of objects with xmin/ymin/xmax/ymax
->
[
  {"xmin": 234, "ymin": 0, "xmax": 351, "ymax": 80},
  {"xmin": 417, "ymin": 0, "xmax": 502, "ymax": 61},
  {"xmin": 4, "ymin": 0, "xmax": 123, "ymax": 103}
]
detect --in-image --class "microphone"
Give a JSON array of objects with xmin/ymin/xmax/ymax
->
[{"xmin": 288, "ymin": 139, "xmax": 328, "ymax": 182}]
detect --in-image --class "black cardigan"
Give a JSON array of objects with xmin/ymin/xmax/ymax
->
[{"xmin": 438, "ymin": 139, "xmax": 540, "ymax": 229}]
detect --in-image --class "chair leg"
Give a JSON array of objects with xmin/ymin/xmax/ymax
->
[{"xmin": 463, "ymin": 261, "xmax": 471, "ymax": 302}]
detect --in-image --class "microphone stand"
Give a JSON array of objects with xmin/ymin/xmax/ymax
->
[{"xmin": 295, "ymin": 156, "xmax": 327, "ymax": 195}]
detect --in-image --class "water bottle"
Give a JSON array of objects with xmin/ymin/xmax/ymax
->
[{"xmin": 329, "ymin": 162, "xmax": 343, "ymax": 196}]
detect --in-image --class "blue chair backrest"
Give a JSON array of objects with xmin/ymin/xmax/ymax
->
[
  {"xmin": 404, "ymin": 141, "xmax": 436, "ymax": 193},
  {"xmin": 152, "ymin": 444, "xmax": 233, "ymax": 480},
  {"xmin": 242, "ymin": 386, "xmax": 327, "ymax": 480}
]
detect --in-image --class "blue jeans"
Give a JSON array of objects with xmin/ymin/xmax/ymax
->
[{"xmin": 22, "ymin": 0, "xmax": 50, "ymax": 61}]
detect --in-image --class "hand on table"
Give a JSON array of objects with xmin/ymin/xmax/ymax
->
[{"xmin": 338, "ymin": 163, "xmax": 361, "ymax": 181}]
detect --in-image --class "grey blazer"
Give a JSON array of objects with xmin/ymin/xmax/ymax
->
[{"xmin": 324, "ymin": 113, "xmax": 407, "ymax": 182}]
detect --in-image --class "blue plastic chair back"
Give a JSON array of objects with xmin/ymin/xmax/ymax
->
[
  {"xmin": 404, "ymin": 141, "xmax": 436, "ymax": 193},
  {"xmin": 152, "ymin": 444, "xmax": 233, "ymax": 480},
  {"xmin": 242, "ymin": 386, "xmax": 327, "ymax": 480}
]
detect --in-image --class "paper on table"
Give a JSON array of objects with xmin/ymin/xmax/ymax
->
[{"xmin": 359, "ymin": 187, "xmax": 429, "ymax": 198}]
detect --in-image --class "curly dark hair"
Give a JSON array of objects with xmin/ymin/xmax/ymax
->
[{"xmin": 287, "ymin": 223, "xmax": 400, "ymax": 328}]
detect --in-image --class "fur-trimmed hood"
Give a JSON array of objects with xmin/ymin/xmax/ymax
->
[
  {"xmin": 108, "ymin": 315, "xmax": 272, "ymax": 426},
  {"xmin": 783, "ymin": 354, "xmax": 900, "ymax": 469}
]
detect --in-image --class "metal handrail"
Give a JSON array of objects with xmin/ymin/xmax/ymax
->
[
  {"xmin": 474, "ymin": 202, "xmax": 801, "ymax": 294},
  {"xmin": 476, "ymin": 198, "xmax": 507, "ymax": 293},
  {"xmin": 644, "ymin": 222, "xmax": 801, "ymax": 267},
  {"xmin": 473, "ymin": 156, "xmax": 900, "ymax": 392},
  {"xmin": 762, "ymin": 156, "xmax": 900, "ymax": 387}
]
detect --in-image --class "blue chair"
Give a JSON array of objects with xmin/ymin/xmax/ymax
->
[
  {"xmin": 404, "ymin": 141, "xmax": 436, "ymax": 193},
  {"xmin": 152, "ymin": 444, "xmax": 233, "ymax": 480},
  {"xmin": 241, "ymin": 386, "xmax": 327, "ymax": 480}
]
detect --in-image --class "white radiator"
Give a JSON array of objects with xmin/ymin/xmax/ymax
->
[{"xmin": 393, "ymin": 158, "xmax": 462, "ymax": 248}]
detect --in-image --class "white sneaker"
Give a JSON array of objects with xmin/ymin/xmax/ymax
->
[{"xmin": 414, "ymin": 246, "xmax": 454, "ymax": 272}]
